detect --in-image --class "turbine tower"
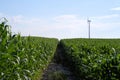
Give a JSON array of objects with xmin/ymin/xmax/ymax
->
[{"xmin": 87, "ymin": 18, "xmax": 91, "ymax": 39}]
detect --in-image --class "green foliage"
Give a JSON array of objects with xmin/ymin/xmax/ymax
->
[
  {"xmin": 0, "ymin": 21, "xmax": 58, "ymax": 80},
  {"xmin": 60, "ymin": 38, "xmax": 120, "ymax": 80}
]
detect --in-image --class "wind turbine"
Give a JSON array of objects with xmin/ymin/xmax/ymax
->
[{"xmin": 87, "ymin": 18, "xmax": 91, "ymax": 39}]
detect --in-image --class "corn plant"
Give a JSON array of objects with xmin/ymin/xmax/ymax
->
[
  {"xmin": 0, "ymin": 20, "xmax": 58, "ymax": 80},
  {"xmin": 60, "ymin": 39, "xmax": 120, "ymax": 80}
]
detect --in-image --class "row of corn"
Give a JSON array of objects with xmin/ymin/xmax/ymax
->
[
  {"xmin": 0, "ymin": 22, "xmax": 58, "ymax": 80},
  {"xmin": 60, "ymin": 39, "xmax": 120, "ymax": 80}
]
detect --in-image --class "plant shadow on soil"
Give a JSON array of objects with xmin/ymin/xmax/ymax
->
[{"xmin": 41, "ymin": 43, "xmax": 77, "ymax": 80}]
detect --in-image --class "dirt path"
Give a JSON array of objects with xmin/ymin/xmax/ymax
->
[{"xmin": 41, "ymin": 43, "xmax": 76, "ymax": 80}]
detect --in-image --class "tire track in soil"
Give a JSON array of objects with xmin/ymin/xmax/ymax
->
[{"xmin": 41, "ymin": 43, "xmax": 76, "ymax": 80}]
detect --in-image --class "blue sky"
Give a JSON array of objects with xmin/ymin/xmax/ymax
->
[{"xmin": 0, "ymin": 0, "xmax": 120, "ymax": 39}]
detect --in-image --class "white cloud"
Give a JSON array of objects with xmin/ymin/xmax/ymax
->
[
  {"xmin": 9, "ymin": 14, "xmax": 89, "ymax": 39},
  {"xmin": 53, "ymin": 15, "xmax": 87, "ymax": 29},
  {"xmin": 111, "ymin": 7, "xmax": 120, "ymax": 11},
  {"xmin": 1, "ymin": 13, "xmax": 120, "ymax": 39},
  {"xmin": 9, "ymin": 15, "xmax": 44, "ymax": 25},
  {"xmin": 91, "ymin": 14, "xmax": 120, "ymax": 19},
  {"xmin": 54, "ymin": 15, "xmax": 78, "ymax": 22},
  {"xmin": 0, "ymin": 13, "xmax": 3, "ymax": 17}
]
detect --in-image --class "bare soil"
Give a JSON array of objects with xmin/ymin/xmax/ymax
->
[{"xmin": 41, "ymin": 44, "xmax": 76, "ymax": 80}]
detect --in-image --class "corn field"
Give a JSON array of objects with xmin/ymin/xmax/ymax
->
[
  {"xmin": 0, "ymin": 21, "xmax": 58, "ymax": 80},
  {"xmin": 1, "ymin": 19, "xmax": 120, "ymax": 80},
  {"xmin": 60, "ymin": 39, "xmax": 120, "ymax": 80}
]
